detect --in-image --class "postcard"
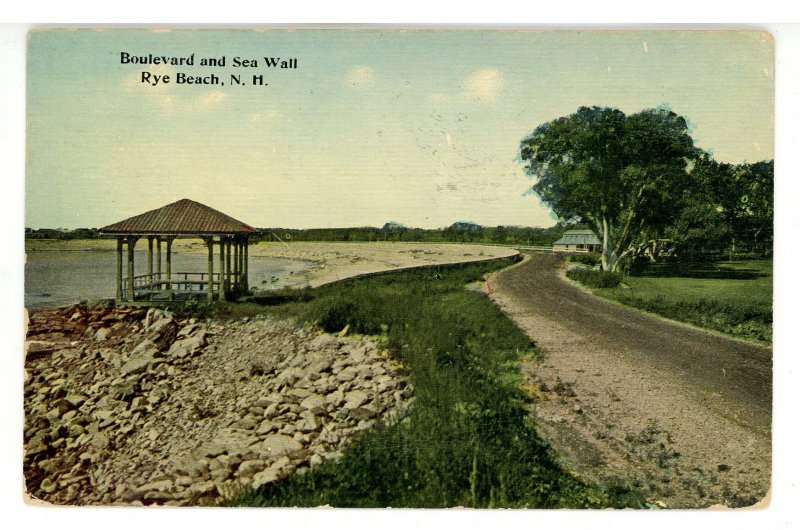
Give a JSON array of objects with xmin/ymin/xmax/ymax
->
[{"xmin": 24, "ymin": 28, "xmax": 773, "ymax": 509}]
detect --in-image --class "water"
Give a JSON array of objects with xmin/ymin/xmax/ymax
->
[{"xmin": 25, "ymin": 250, "xmax": 317, "ymax": 309}]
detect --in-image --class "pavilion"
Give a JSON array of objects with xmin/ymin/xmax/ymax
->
[{"xmin": 99, "ymin": 199, "xmax": 258, "ymax": 303}]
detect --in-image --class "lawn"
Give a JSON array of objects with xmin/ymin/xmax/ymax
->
[
  {"xmin": 590, "ymin": 260, "xmax": 773, "ymax": 344},
  {"xmin": 215, "ymin": 257, "xmax": 640, "ymax": 508}
]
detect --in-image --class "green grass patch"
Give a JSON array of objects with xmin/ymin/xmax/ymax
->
[
  {"xmin": 232, "ymin": 257, "xmax": 639, "ymax": 508},
  {"xmin": 585, "ymin": 260, "xmax": 772, "ymax": 344}
]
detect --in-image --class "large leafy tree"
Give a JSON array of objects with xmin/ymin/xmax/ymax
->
[
  {"xmin": 520, "ymin": 106, "xmax": 698, "ymax": 271},
  {"xmin": 671, "ymin": 157, "xmax": 773, "ymax": 258}
]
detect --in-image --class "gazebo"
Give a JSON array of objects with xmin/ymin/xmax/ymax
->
[{"xmin": 99, "ymin": 198, "xmax": 258, "ymax": 303}]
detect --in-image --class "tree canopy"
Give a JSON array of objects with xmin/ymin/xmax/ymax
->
[{"xmin": 520, "ymin": 106, "xmax": 699, "ymax": 270}]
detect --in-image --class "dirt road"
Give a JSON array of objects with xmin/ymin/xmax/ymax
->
[{"xmin": 490, "ymin": 253, "xmax": 771, "ymax": 508}]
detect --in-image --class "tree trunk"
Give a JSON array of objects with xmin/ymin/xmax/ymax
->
[{"xmin": 600, "ymin": 216, "xmax": 621, "ymax": 272}]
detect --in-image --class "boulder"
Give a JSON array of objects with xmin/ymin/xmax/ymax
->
[
  {"xmin": 260, "ymin": 434, "xmax": 302, "ymax": 457},
  {"xmin": 130, "ymin": 339, "xmax": 159, "ymax": 357},
  {"xmin": 344, "ymin": 390, "xmax": 369, "ymax": 409},
  {"xmin": 299, "ymin": 394, "xmax": 326, "ymax": 415},
  {"xmin": 94, "ymin": 327, "xmax": 113, "ymax": 342},
  {"xmin": 167, "ymin": 332, "xmax": 207, "ymax": 360},
  {"xmin": 120, "ymin": 355, "xmax": 154, "ymax": 376}
]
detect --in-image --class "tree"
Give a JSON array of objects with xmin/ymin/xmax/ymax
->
[
  {"xmin": 674, "ymin": 157, "xmax": 773, "ymax": 258},
  {"xmin": 520, "ymin": 106, "xmax": 697, "ymax": 270}
]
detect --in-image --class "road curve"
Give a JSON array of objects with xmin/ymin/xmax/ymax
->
[{"xmin": 490, "ymin": 253, "xmax": 772, "ymax": 508}]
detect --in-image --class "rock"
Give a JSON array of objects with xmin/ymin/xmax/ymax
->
[
  {"xmin": 143, "ymin": 491, "xmax": 172, "ymax": 503},
  {"xmin": 89, "ymin": 433, "xmax": 109, "ymax": 450},
  {"xmin": 260, "ymin": 434, "xmax": 302, "ymax": 457},
  {"xmin": 335, "ymin": 367, "xmax": 357, "ymax": 383},
  {"xmin": 93, "ymin": 410, "xmax": 114, "ymax": 422},
  {"xmin": 307, "ymin": 358, "xmax": 333, "ymax": 374},
  {"xmin": 325, "ymin": 390, "xmax": 345, "ymax": 407},
  {"xmin": 287, "ymin": 388, "xmax": 312, "ymax": 400},
  {"xmin": 256, "ymin": 420, "xmax": 277, "ymax": 435},
  {"xmin": 309, "ymin": 334, "xmax": 341, "ymax": 351},
  {"xmin": 178, "ymin": 323, "xmax": 198, "ymax": 337},
  {"xmin": 349, "ymin": 406, "xmax": 378, "ymax": 421},
  {"xmin": 251, "ymin": 456, "xmax": 291, "ymax": 489},
  {"xmin": 197, "ymin": 442, "xmax": 227, "ymax": 458},
  {"xmin": 344, "ymin": 390, "xmax": 369, "ymax": 409},
  {"xmin": 94, "ymin": 327, "xmax": 113, "ymax": 342},
  {"xmin": 236, "ymin": 460, "xmax": 266, "ymax": 478},
  {"xmin": 64, "ymin": 393, "xmax": 87, "ymax": 408},
  {"xmin": 130, "ymin": 339, "xmax": 158, "ymax": 357},
  {"xmin": 139, "ymin": 478, "xmax": 173, "ymax": 492},
  {"xmin": 186, "ymin": 480, "xmax": 216, "ymax": 498},
  {"xmin": 26, "ymin": 431, "xmax": 49, "ymax": 457},
  {"xmin": 40, "ymin": 477, "xmax": 57, "ymax": 493},
  {"xmin": 120, "ymin": 355, "xmax": 154, "ymax": 376},
  {"xmin": 300, "ymin": 394, "xmax": 326, "ymax": 415},
  {"xmin": 167, "ymin": 333, "xmax": 207, "ymax": 360}
]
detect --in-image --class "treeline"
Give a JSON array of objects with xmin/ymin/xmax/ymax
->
[
  {"xmin": 255, "ymin": 222, "xmax": 573, "ymax": 246},
  {"xmin": 26, "ymin": 222, "xmax": 575, "ymax": 247},
  {"xmin": 25, "ymin": 228, "xmax": 104, "ymax": 240}
]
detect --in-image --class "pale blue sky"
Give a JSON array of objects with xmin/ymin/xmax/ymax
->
[{"xmin": 26, "ymin": 29, "xmax": 774, "ymax": 229}]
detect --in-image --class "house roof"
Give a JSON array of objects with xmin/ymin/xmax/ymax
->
[
  {"xmin": 553, "ymin": 229, "xmax": 601, "ymax": 246},
  {"xmin": 99, "ymin": 199, "xmax": 257, "ymax": 236}
]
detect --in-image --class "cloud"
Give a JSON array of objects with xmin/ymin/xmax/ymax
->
[
  {"xmin": 197, "ymin": 90, "xmax": 227, "ymax": 106},
  {"xmin": 464, "ymin": 69, "xmax": 503, "ymax": 101},
  {"xmin": 345, "ymin": 66, "xmax": 375, "ymax": 87}
]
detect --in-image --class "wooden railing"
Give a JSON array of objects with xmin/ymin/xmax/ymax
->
[{"xmin": 121, "ymin": 271, "xmax": 249, "ymax": 297}]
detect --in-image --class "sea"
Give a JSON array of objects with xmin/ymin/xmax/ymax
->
[{"xmin": 25, "ymin": 250, "xmax": 316, "ymax": 309}]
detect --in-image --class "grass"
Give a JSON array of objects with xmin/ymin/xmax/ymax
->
[
  {"xmin": 224, "ymin": 257, "xmax": 640, "ymax": 508},
  {"xmin": 577, "ymin": 260, "xmax": 772, "ymax": 344}
]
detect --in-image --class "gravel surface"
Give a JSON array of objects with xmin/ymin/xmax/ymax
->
[{"xmin": 489, "ymin": 253, "xmax": 772, "ymax": 508}]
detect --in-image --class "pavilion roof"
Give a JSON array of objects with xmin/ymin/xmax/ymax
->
[{"xmin": 99, "ymin": 198, "xmax": 257, "ymax": 236}]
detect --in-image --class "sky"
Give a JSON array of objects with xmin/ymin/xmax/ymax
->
[{"xmin": 26, "ymin": 29, "xmax": 774, "ymax": 230}]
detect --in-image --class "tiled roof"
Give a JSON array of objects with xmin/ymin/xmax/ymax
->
[
  {"xmin": 553, "ymin": 230, "xmax": 601, "ymax": 246},
  {"xmin": 100, "ymin": 199, "xmax": 257, "ymax": 235}
]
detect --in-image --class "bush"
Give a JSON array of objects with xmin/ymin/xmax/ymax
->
[
  {"xmin": 567, "ymin": 268, "xmax": 623, "ymax": 288},
  {"xmin": 566, "ymin": 253, "xmax": 601, "ymax": 267}
]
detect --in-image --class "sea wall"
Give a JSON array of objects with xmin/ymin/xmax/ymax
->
[{"xmin": 24, "ymin": 305, "xmax": 413, "ymax": 506}]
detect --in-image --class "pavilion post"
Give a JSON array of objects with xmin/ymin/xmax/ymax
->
[
  {"xmin": 166, "ymin": 238, "xmax": 173, "ymax": 300},
  {"xmin": 116, "ymin": 237, "xmax": 123, "ymax": 302},
  {"xmin": 233, "ymin": 239, "xmax": 240, "ymax": 293},
  {"xmin": 206, "ymin": 237, "xmax": 214, "ymax": 301},
  {"xmin": 126, "ymin": 237, "xmax": 137, "ymax": 301},
  {"xmin": 238, "ymin": 239, "xmax": 244, "ymax": 291},
  {"xmin": 218, "ymin": 237, "xmax": 226, "ymax": 301},
  {"xmin": 243, "ymin": 238, "xmax": 249, "ymax": 292},
  {"xmin": 156, "ymin": 238, "xmax": 162, "ymax": 289},
  {"xmin": 225, "ymin": 239, "xmax": 232, "ymax": 294},
  {"xmin": 147, "ymin": 237, "xmax": 154, "ymax": 293}
]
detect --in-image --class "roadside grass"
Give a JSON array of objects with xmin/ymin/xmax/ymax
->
[
  {"xmin": 230, "ymin": 257, "xmax": 639, "ymax": 508},
  {"xmin": 577, "ymin": 260, "xmax": 772, "ymax": 344}
]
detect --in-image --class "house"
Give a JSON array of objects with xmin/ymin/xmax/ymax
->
[{"xmin": 552, "ymin": 229, "xmax": 601, "ymax": 253}]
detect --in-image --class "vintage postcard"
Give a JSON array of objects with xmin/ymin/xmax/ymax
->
[{"xmin": 24, "ymin": 28, "xmax": 773, "ymax": 509}]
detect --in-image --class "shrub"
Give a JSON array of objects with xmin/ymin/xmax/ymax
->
[
  {"xmin": 566, "ymin": 253, "xmax": 601, "ymax": 267},
  {"xmin": 567, "ymin": 268, "xmax": 623, "ymax": 288}
]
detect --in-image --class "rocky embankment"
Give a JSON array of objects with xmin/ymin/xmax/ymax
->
[{"xmin": 24, "ymin": 305, "xmax": 413, "ymax": 506}]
